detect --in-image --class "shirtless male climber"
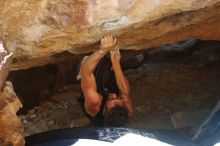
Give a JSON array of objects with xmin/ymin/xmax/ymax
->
[{"xmin": 80, "ymin": 35, "xmax": 133, "ymax": 126}]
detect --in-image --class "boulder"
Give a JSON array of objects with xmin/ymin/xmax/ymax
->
[
  {"xmin": 0, "ymin": 40, "xmax": 13, "ymax": 91},
  {"xmin": 0, "ymin": 0, "xmax": 219, "ymax": 70},
  {"xmin": 0, "ymin": 81, "xmax": 24, "ymax": 146},
  {"xmin": 0, "ymin": 40, "xmax": 24, "ymax": 146}
]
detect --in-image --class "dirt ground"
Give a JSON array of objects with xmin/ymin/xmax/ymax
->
[{"xmin": 18, "ymin": 59, "xmax": 220, "ymax": 136}]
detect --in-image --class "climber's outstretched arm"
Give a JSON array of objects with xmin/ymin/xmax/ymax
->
[
  {"xmin": 81, "ymin": 35, "xmax": 117, "ymax": 117},
  {"xmin": 110, "ymin": 48, "xmax": 133, "ymax": 117}
]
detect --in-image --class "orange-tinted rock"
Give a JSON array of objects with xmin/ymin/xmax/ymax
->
[
  {"xmin": 0, "ymin": 40, "xmax": 24, "ymax": 146},
  {"xmin": 0, "ymin": 81, "xmax": 24, "ymax": 146},
  {"xmin": 0, "ymin": 0, "xmax": 219, "ymax": 70},
  {"xmin": 0, "ymin": 40, "xmax": 13, "ymax": 92}
]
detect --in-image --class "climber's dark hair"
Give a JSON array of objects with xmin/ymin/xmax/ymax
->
[{"xmin": 104, "ymin": 104, "xmax": 129, "ymax": 126}]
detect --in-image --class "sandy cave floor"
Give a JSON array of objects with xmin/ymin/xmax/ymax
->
[{"xmin": 18, "ymin": 60, "xmax": 220, "ymax": 136}]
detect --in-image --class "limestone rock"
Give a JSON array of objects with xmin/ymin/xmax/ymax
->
[
  {"xmin": 0, "ymin": 81, "xmax": 25, "ymax": 146},
  {"xmin": 0, "ymin": 0, "xmax": 219, "ymax": 70},
  {"xmin": 0, "ymin": 40, "xmax": 13, "ymax": 91},
  {"xmin": 0, "ymin": 40, "xmax": 24, "ymax": 146}
]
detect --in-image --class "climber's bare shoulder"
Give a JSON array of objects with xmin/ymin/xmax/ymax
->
[{"xmin": 81, "ymin": 67, "xmax": 102, "ymax": 117}]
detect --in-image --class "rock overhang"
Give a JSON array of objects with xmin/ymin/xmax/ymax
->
[{"xmin": 0, "ymin": 0, "xmax": 219, "ymax": 70}]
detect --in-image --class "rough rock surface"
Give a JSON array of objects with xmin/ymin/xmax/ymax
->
[
  {"xmin": 0, "ymin": 81, "xmax": 24, "ymax": 146},
  {"xmin": 0, "ymin": 40, "xmax": 24, "ymax": 146},
  {"xmin": 0, "ymin": 0, "xmax": 220, "ymax": 70},
  {"xmin": 0, "ymin": 40, "xmax": 13, "ymax": 91}
]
